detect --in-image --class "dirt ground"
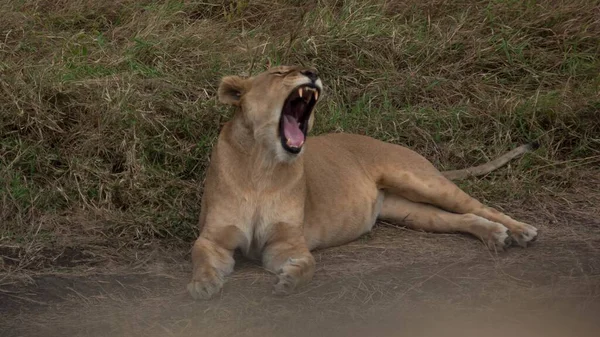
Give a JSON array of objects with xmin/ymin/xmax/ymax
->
[{"xmin": 2, "ymin": 177, "xmax": 600, "ymax": 337}]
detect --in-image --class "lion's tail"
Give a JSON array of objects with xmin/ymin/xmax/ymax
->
[{"xmin": 442, "ymin": 142, "xmax": 539, "ymax": 181}]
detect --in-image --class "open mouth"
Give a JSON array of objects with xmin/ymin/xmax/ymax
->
[{"xmin": 279, "ymin": 84, "xmax": 320, "ymax": 154}]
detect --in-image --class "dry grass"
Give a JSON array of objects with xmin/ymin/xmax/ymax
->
[{"xmin": 1, "ymin": 0, "xmax": 599, "ymax": 270}]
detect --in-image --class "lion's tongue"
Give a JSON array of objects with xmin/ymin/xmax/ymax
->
[{"xmin": 282, "ymin": 114, "xmax": 304, "ymax": 147}]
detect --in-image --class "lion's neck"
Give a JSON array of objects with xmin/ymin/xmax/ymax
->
[
  {"xmin": 227, "ymin": 115, "xmax": 255, "ymax": 154},
  {"xmin": 219, "ymin": 115, "xmax": 304, "ymax": 189}
]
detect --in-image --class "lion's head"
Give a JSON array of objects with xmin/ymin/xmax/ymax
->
[{"xmin": 217, "ymin": 65, "xmax": 322, "ymax": 161}]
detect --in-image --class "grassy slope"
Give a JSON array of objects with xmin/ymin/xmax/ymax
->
[{"xmin": 1, "ymin": 0, "xmax": 599, "ymax": 269}]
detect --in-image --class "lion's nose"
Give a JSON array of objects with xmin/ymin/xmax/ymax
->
[{"xmin": 301, "ymin": 68, "xmax": 319, "ymax": 83}]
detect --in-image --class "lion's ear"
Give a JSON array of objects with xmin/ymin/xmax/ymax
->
[{"xmin": 218, "ymin": 76, "xmax": 249, "ymax": 106}]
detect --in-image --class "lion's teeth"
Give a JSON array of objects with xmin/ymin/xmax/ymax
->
[
  {"xmin": 314, "ymin": 91, "xmax": 319, "ymax": 100},
  {"xmin": 298, "ymin": 88, "xmax": 303, "ymax": 97},
  {"xmin": 286, "ymin": 138, "xmax": 303, "ymax": 148}
]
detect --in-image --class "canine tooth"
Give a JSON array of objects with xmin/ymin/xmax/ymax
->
[
  {"xmin": 299, "ymin": 88, "xmax": 303, "ymax": 97},
  {"xmin": 314, "ymin": 91, "xmax": 319, "ymax": 100},
  {"xmin": 286, "ymin": 138, "xmax": 303, "ymax": 148}
]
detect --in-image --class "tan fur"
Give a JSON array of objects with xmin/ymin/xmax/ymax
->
[
  {"xmin": 442, "ymin": 143, "xmax": 538, "ymax": 180},
  {"xmin": 188, "ymin": 66, "xmax": 538, "ymax": 299}
]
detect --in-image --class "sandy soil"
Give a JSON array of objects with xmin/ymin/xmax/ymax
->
[{"xmin": 2, "ymin": 186, "xmax": 599, "ymax": 337}]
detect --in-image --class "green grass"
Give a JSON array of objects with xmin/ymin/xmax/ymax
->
[{"xmin": 1, "ymin": 0, "xmax": 599, "ymax": 268}]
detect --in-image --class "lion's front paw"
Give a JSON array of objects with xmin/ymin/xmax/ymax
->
[
  {"xmin": 187, "ymin": 270, "xmax": 224, "ymax": 300},
  {"xmin": 272, "ymin": 272, "xmax": 298, "ymax": 296},
  {"xmin": 271, "ymin": 257, "xmax": 314, "ymax": 296},
  {"xmin": 510, "ymin": 222, "xmax": 538, "ymax": 247}
]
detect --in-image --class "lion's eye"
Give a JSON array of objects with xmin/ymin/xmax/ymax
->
[{"xmin": 271, "ymin": 71, "xmax": 285, "ymax": 76}]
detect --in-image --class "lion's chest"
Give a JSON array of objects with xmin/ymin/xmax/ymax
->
[{"xmin": 236, "ymin": 189, "xmax": 304, "ymax": 258}]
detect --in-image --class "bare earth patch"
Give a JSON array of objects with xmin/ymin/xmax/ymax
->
[{"xmin": 2, "ymin": 177, "xmax": 599, "ymax": 337}]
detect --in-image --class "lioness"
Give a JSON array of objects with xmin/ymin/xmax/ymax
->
[{"xmin": 188, "ymin": 66, "xmax": 538, "ymax": 299}]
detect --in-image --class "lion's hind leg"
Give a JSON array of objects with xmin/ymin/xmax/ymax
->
[
  {"xmin": 379, "ymin": 169, "xmax": 537, "ymax": 247},
  {"xmin": 379, "ymin": 193, "xmax": 513, "ymax": 251}
]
